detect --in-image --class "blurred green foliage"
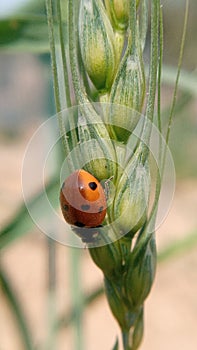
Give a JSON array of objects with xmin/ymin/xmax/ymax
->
[
  {"xmin": 0, "ymin": 0, "xmax": 196, "ymax": 178},
  {"xmin": 0, "ymin": 1, "xmax": 196, "ymax": 349}
]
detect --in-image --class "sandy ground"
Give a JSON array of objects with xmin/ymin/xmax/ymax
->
[{"xmin": 0, "ymin": 132, "xmax": 197, "ymax": 350}]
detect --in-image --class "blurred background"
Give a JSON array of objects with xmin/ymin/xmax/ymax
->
[{"xmin": 0, "ymin": 0, "xmax": 197, "ymax": 349}]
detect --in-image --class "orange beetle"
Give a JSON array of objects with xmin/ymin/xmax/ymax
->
[{"xmin": 60, "ymin": 170, "xmax": 107, "ymax": 228}]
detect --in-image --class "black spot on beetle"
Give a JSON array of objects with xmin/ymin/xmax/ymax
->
[
  {"xmin": 88, "ymin": 182, "xmax": 97, "ymax": 191},
  {"xmin": 74, "ymin": 221, "xmax": 85, "ymax": 227},
  {"xmin": 81, "ymin": 204, "xmax": 90, "ymax": 211},
  {"xmin": 63, "ymin": 204, "xmax": 69, "ymax": 211},
  {"xmin": 99, "ymin": 206, "xmax": 104, "ymax": 212}
]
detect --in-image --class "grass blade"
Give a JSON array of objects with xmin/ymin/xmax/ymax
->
[
  {"xmin": 0, "ymin": 177, "xmax": 59, "ymax": 250},
  {"xmin": 0, "ymin": 268, "xmax": 34, "ymax": 350},
  {"xmin": 70, "ymin": 248, "xmax": 85, "ymax": 350},
  {"xmin": 0, "ymin": 15, "xmax": 50, "ymax": 53}
]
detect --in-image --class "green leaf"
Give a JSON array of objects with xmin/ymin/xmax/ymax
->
[
  {"xmin": 0, "ymin": 268, "xmax": 34, "ymax": 350},
  {"xmin": 0, "ymin": 15, "xmax": 50, "ymax": 53},
  {"xmin": 158, "ymin": 229, "xmax": 197, "ymax": 263},
  {"xmin": 0, "ymin": 178, "xmax": 59, "ymax": 250},
  {"xmin": 112, "ymin": 338, "xmax": 119, "ymax": 350}
]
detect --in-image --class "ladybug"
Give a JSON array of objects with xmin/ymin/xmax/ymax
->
[{"xmin": 60, "ymin": 169, "xmax": 107, "ymax": 228}]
